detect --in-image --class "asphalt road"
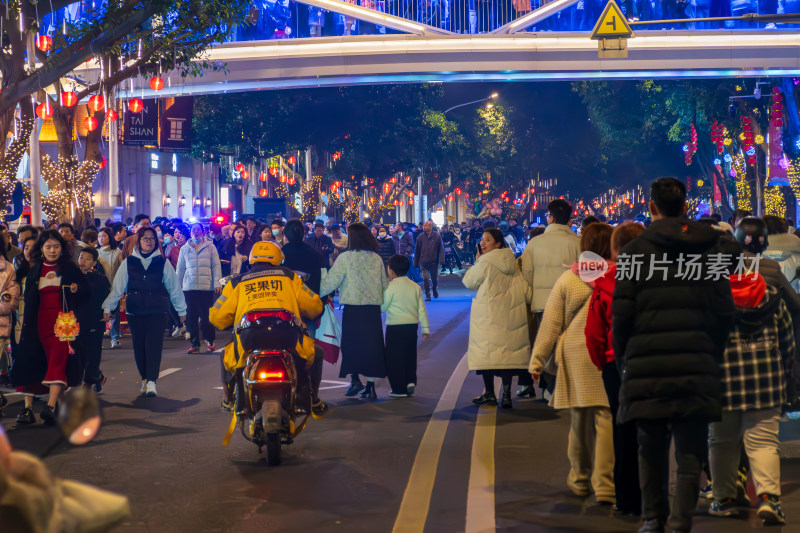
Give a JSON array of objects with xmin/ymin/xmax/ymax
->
[{"xmin": 3, "ymin": 276, "xmax": 800, "ymax": 533}]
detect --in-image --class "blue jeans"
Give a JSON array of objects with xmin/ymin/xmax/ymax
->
[{"xmin": 109, "ymin": 307, "xmax": 121, "ymax": 340}]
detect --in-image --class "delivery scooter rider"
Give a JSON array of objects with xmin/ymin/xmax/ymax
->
[{"xmin": 209, "ymin": 241, "xmax": 328, "ymax": 418}]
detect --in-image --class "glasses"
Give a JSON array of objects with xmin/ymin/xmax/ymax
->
[{"xmin": 140, "ymin": 237, "xmax": 156, "ymax": 243}]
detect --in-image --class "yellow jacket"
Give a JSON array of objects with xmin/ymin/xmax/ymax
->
[{"xmin": 209, "ymin": 265, "xmax": 323, "ymax": 371}]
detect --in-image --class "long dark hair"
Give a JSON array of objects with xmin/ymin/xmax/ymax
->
[
  {"xmin": 98, "ymin": 227, "xmax": 115, "ymax": 248},
  {"xmin": 483, "ymin": 228, "xmax": 507, "ymax": 249},
  {"xmin": 223, "ymin": 225, "xmax": 252, "ymax": 256},
  {"xmin": 33, "ymin": 229, "xmax": 72, "ymax": 268},
  {"xmin": 347, "ymin": 222, "xmax": 379, "ymax": 252}
]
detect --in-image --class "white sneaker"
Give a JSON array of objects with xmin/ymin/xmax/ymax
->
[
  {"xmin": 145, "ymin": 381, "xmax": 157, "ymax": 397},
  {"xmin": 407, "ymin": 383, "xmax": 416, "ymax": 396},
  {"xmin": 184, "ymin": 332, "xmax": 190, "ymax": 341},
  {"xmin": 171, "ymin": 327, "xmax": 181, "ymax": 338},
  {"xmin": 179, "ymin": 326, "xmax": 186, "ymax": 336},
  {"xmin": 140, "ymin": 380, "xmax": 148, "ymax": 394}
]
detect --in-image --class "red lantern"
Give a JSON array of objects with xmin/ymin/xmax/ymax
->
[
  {"xmin": 149, "ymin": 77, "xmax": 164, "ymax": 92},
  {"xmin": 83, "ymin": 116, "xmax": 99, "ymax": 132},
  {"xmin": 279, "ymin": 175, "xmax": 287, "ymax": 183},
  {"xmin": 259, "ymin": 188, "xmax": 268, "ymax": 197},
  {"xmin": 260, "ymin": 173, "xmax": 268, "ymax": 182},
  {"xmin": 775, "ymin": 119, "xmax": 783, "ymax": 128},
  {"xmin": 407, "ymin": 190, "xmax": 414, "ymax": 198},
  {"xmin": 398, "ymin": 201, "xmax": 404, "ymax": 206},
  {"xmin": 409, "ymin": 198, "xmax": 414, "ymax": 206},
  {"xmin": 393, "ymin": 200, "xmax": 399, "ymax": 206},
  {"xmin": 99, "ymin": 156, "xmax": 107, "ymax": 169},
  {"xmin": 60, "ymin": 91, "xmax": 77, "ymax": 107},
  {"xmin": 287, "ymin": 156, "xmax": 295, "ymax": 165},
  {"xmin": 405, "ymin": 176, "xmax": 411, "ymax": 182},
  {"xmin": 269, "ymin": 166, "xmax": 277, "ymax": 175},
  {"xmin": 383, "ymin": 183, "xmax": 391, "ymax": 194},
  {"xmin": 128, "ymin": 98, "xmax": 143, "ymax": 113},
  {"xmin": 36, "ymin": 102, "xmax": 54, "ymax": 119},
  {"xmin": 241, "ymin": 170, "xmax": 250, "ymax": 180},
  {"xmin": 391, "ymin": 177, "xmax": 396, "ymax": 184},
  {"xmin": 235, "ymin": 163, "xmax": 245, "ymax": 172},
  {"xmin": 105, "ymin": 109, "xmax": 118, "ymax": 122},
  {"xmin": 288, "ymin": 177, "xmax": 295, "ymax": 185},
  {"xmin": 88, "ymin": 94, "xmax": 105, "ymax": 112},
  {"xmin": 455, "ymin": 188, "xmax": 462, "ymax": 195},
  {"xmin": 36, "ymin": 35, "xmax": 53, "ymax": 52}
]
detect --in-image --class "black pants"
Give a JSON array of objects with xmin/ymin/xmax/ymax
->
[
  {"xmin": 184, "ymin": 290, "xmax": 216, "ymax": 348},
  {"xmin": 420, "ymin": 262, "xmax": 439, "ymax": 297},
  {"xmin": 602, "ymin": 365, "xmax": 641, "ymax": 514},
  {"xmin": 480, "ymin": 370, "xmax": 513, "ymax": 394},
  {"xmin": 385, "ymin": 324, "xmax": 418, "ymax": 394},
  {"xmin": 80, "ymin": 325, "xmax": 105, "ymax": 385},
  {"xmin": 638, "ymin": 417, "xmax": 708, "ymax": 531},
  {"xmin": 128, "ymin": 313, "xmax": 168, "ymax": 382}
]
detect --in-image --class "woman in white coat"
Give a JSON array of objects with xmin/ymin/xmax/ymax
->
[
  {"xmin": 463, "ymin": 228, "xmax": 531, "ymax": 408},
  {"xmin": 529, "ymin": 222, "xmax": 615, "ymax": 505}
]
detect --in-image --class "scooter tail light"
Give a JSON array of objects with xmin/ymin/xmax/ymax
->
[
  {"xmin": 258, "ymin": 371, "xmax": 285, "ymax": 381},
  {"xmin": 243, "ymin": 310, "xmax": 295, "ymax": 323}
]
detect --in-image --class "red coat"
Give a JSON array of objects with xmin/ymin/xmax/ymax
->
[{"xmin": 584, "ymin": 262, "xmax": 616, "ymax": 371}]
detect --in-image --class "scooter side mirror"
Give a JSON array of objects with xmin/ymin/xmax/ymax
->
[{"xmin": 57, "ymin": 387, "xmax": 101, "ymax": 445}]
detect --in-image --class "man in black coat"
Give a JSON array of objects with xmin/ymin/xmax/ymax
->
[{"xmin": 612, "ymin": 177, "xmax": 735, "ymax": 533}]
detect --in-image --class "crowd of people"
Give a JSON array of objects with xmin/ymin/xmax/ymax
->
[
  {"xmin": 2, "ymin": 175, "xmax": 799, "ymax": 530},
  {"xmin": 462, "ymin": 177, "xmax": 798, "ymax": 531},
  {"xmin": 230, "ymin": 0, "xmax": 798, "ymax": 42}
]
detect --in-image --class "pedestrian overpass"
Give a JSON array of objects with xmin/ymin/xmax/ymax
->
[{"xmin": 73, "ymin": 0, "xmax": 800, "ymax": 97}]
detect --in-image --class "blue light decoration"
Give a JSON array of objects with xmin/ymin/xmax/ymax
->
[
  {"xmin": 795, "ymin": 137, "xmax": 800, "ymax": 151},
  {"xmin": 746, "ymin": 147, "xmax": 756, "ymax": 156},
  {"xmin": 682, "ymin": 145, "xmax": 690, "ymax": 152},
  {"xmin": 724, "ymin": 154, "xmax": 732, "ymax": 163},
  {"xmin": 713, "ymin": 158, "xmax": 721, "ymax": 165},
  {"xmin": 188, "ymin": 217, "xmax": 197, "ymax": 223}
]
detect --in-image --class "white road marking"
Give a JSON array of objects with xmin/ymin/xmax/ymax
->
[
  {"xmin": 319, "ymin": 380, "xmax": 350, "ymax": 391},
  {"xmin": 391, "ymin": 352, "xmax": 470, "ymax": 533},
  {"xmin": 465, "ymin": 377, "xmax": 500, "ymax": 533},
  {"xmin": 158, "ymin": 368, "xmax": 182, "ymax": 379}
]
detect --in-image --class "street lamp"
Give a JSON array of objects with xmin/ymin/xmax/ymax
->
[
  {"xmin": 205, "ymin": 197, "xmax": 212, "ymax": 207},
  {"xmin": 444, "ymin": 92, "xmax": 499, "ymax": 114},
  {"xmin": 164, "ymin": 194, "xmax": 172, "ymax": 207},
  {"xmin": 179, "ymin": 195, "xmax": 186, "ymax": 207},
  {"xmin": 128, "ymin": 193, "xmax": 136, "ymax": 204},
  {"xmin": 194, "ymin": 196, "xmax": 201, "ymax": 207}
]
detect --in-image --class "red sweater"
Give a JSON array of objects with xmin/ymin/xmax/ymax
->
[{"xmin": 584, "ymin": 263, "xmax": 617, "ymax": 371}]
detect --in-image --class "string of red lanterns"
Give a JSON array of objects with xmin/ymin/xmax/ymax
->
[
  {"xmin": 149, "ymin": 77, "xmax": 164, "ymax": 92},
  {"xmin": 128, "ymin": 98, "xmax": 143, "ymax": 113}
]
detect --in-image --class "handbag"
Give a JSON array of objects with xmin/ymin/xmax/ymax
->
[
  {"xmin": 314, "ymin": 301, "xmax": 341, "ymax": 365},
  {"xmin": 56, "ymin": 286, "xmax": 82, "ymax": 387}
]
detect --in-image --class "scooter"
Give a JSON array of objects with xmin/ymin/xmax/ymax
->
[{"xmin": 233, "ymin": 309, "xmax": 312, "ymax": 466}]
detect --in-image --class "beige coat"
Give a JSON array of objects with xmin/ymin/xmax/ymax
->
[
  {"xmin": 520, "ymin": 224, "xmax": 580, "ymax": 312},
  {"xmin": 0, "ymin": 259, "xmax": 20, "ymax": 339},
  {"xmin": 463, "ymin": 247, "xmax": 531, "ymax": 371},
  {"xmin": 530, "ymin": 269, "xmax": 608, "ymax": 410}
]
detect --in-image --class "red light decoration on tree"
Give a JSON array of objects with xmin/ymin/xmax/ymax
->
[
  {"xmin": 455, "ymin": 188, "xmax": 462, "ymax": 195},
  {"xmin": 409, "ymin": 198, "xmax": 414, "ymax": 206},
  {"xmin": 287, "ymin": 156, "xmax": 295, "ymax": 165},
  {"xmin": 332, "ymin": 152, "xmax": 341, "ymax": 160},
  {"xmin": 405, "ymin": 176, "xmax": 411, "ymax": 182},
  {"xmin": 407, "ymin": 190, "xmax": 414, "ymax": 197},
  {"xmin": 383, "ymin": 183, "xmax": 391, "ymax": 194},
  {"xmin": 36, "ymin": 35, "xmax": 53, "ymax": 52},
  {"xmin": 710, "ymin": 120, "xmax": 724, "ymax": 154},
  {"xmin": 105, "ymin": 109, "xmax": 118, "ymax": 122},
  {"xmin": 279, "ymin": 175, "xmax": 287, "ymax": 183},
  {"xmin": 36, "ymin": 102, "xmax": 54, "ymax": 119},
  {"xmin": 259, "ymin": 188, "xmax": 268, "ymax": 197},
  {"xmin": 128, "ymin": 98, "xmax": 143, "ymax": 113},
  {"xmin": 88, "ymin": 95, "xmax": 105, "ymax": 112},
  {"xmin": 771, "ymin": 87, "xmax": 784, "ymax": 129},
  {"xmin": 260, "ymin": 173, "xmax": 268, "ymax": 182},
  {"xmin": 448, "ymin": 194, "xmax": 454, "ymax": 201},
  {"xmin": 149, "ymin": 77, "xmax": 164, "ymax": 92},
  {"xmin": 684, "ymin": 123, "xmax": 698, "ymax": 166},
  {"xmin": 288, "ymin": 177, "xmax": 295, "ymax": 185},
  {"xmin": 83, "ymin": 116, "xmax": 99, "ymax": 132},
  {"xmin": 60, "ymin": 91, "xmax": 77, "ymax": 107},
  {"xmin": 235, "ymin": 163, "xmax": 245, "ymax": 172},
  {"xmin": 240, "ymin": 170, "xmax": 250, "ymax": 180},
  {"xmin": 99, "ymin": 156, "xmax": 108, "ymax": 169},
  {"xmin": 269, "ymin": 166, "xmax": 277, "ymax": 175}
]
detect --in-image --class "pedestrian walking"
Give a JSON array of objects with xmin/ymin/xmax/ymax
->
[
  {"xmin": 530, "ymin": 222, "xmax": 615, "ymax": 505},
  {"xmin": 320, "ymin": 222, "xmax": 388, "ymax": 400},
  {"xmin": 414, "ymin": 221, "xmax": 444, "ymax": 301},
  {"xmin": 520, "ymin": 199, "xmax": 580, "ymax": 398},
  {"xmin": 103, "ymin": 227, "xmax": 186, "ymax": 397},
  {"xmin": 97, "ymin": 228, "xmax": 122, "ymax": 285},
  {"xmin": 176, "ymin": 223, "xmax": 222, "ymax": 354},
  {"xmin": 76, "ymin": 247, "xmax": 111, "ymax": 392},
  {"xmin": 375, "ymin": 225, "xmax": 397, "ymax": 269},
  {"xmin": 11, "ymin": 230, "xmax": 88, "ymax": 425},
  {"xmin": 584, "ymin": 221, "xmax": 645, "ymax": 515},
  {"xmin": 305, "ymin": 221, "xmax": 334, "ymax": 268},
  {"xmin": 121, "ymin": 214, "xmax": 161, "ymax": 259},
  {"xmin": 465, "ymin": 228, "xmax": 531, "ymax": 409},
  {"xmin": 219, "ymin": 224, "xmax": 251, "ymax": 277},
  {"xmin": 382, "ymin": 255, "xmax": 429, "ymax": 398},
  {"xmin": 330, "ymin": 223, "xmax": 348, "ymax": 265},
  {"xmin": 707, "ymin": 266, "xmax": 792, "ymax": 526},
  {"xmin": 395, "ymin": 223, "xmax": 414, "ymax": 258},
  {"xmin": 57, "ymin": 223, "xmax": 86, "ymax": 264},
  {"xmin": 613, "ymin": 177, "xmax": 736, "ymax": 533},
  {"xmin": 0, "ymin": 238, "xmax": 19, "ymax": 416}
]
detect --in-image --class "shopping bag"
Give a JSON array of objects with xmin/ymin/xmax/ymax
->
[{"xmin": 314, "ymin": 301, "xmax": 341, "ymax": 365}]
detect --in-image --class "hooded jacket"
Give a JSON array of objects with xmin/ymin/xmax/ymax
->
[
  {"xmin": 585, "ymin": 263, "xmax": 617, "ymax": 371},
  {"xmin": 612, "ymin": 218, "xmax": 735, "ymax": 423},
  {"xmin": 722, "ymin": 275, "xmax": 794, "ymax": 411},
  {"xmin": 463, "ymin": 247, "xmax": 531, "ymax": 371}
]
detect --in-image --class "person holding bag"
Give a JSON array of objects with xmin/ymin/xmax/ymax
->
[
  {"xmin": 529, "ymin": 222, "xmax": 615, "ymax": 505},
  {"xmin": 11, "ymin": 230, "xmax": 88, "ymax": 425}
]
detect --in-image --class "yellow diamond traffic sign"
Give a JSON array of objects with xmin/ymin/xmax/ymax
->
[{"xmin": 590, "ymin": 0, "xmax": 635, "ymax": 40}]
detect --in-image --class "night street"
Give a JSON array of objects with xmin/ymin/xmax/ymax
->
[{"xmin": 1, "ymin": 277, "xmax": 798, "ymax": 533}]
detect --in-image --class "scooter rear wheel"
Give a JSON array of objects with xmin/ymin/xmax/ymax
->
[{"xmin": 265, "ymin": 432, "xmax": 281, "ymax": 466}]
